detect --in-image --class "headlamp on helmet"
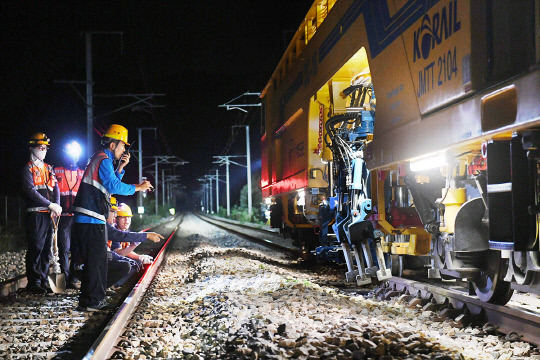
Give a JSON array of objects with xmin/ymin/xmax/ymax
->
[{"xmin": 29, "ymin": 132, "xmax": 50, "ymax": 146}]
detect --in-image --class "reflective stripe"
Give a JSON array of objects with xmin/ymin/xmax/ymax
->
[
  {"xmin": 82, "ymin": 177, "xmax": 109, "ymax": 196},
  {"xmin": 73, "ymin": 206, "xmax": 106, "ymax": 221},
  {"xmin": 59, "ymin": 191, "xmax": 78, "ymax": 196},
  {"xmin": 487, "ymin": 183, "xmax": 512, "ymax": 193},
  {"xmin": 54, "ymin": 169, "xmax": 65, "ymax": 174},
  {"xmin": 27, "ymin": 207, "xmax": 48, "ymax": 212},
  {"xmin": 35, "ymin": 184, "xmax": 48, "ymax": 190}
]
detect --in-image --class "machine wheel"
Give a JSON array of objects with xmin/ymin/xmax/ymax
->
[
  {"xmin": 472, "ymin": 250, "xmax": 513, "ymax": 304},
  {"xmin": 389, "ymin": 254, "xmax": 403, "ymax": 277},
  {"xmin": 432, "ymin": 235, "xmax": 454, "ymax": 280}
]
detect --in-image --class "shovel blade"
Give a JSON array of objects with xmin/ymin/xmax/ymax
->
[{"xmin": 47, "ymin": 273, "xmax": 66, "ymax": 293}]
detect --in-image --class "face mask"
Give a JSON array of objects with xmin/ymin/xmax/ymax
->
[{"xmin": 32, "ymin": 148, "xmax": 47, "ymax": 161}]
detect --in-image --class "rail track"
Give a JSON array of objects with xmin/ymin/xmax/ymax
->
[
  {"xmin": 0, "ymin": 215, "xmax": 182, "ymax": 359},
  {"xmin": 83, "ymin": 212, "xmax": 301, "ymax": 359},
  {"xmin": 195, "ymin": 213, "xmax": 302, "ymax": 255},
  {"xmin": 376, "ymin": 277, "xmax": 540, "ymax": 346},
  {"xmin": 1, "ymin": 212, "xmax": 538, "ymax": 358}
]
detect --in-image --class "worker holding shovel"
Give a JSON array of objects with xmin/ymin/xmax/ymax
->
[{"xmin": 21, "ymin": 133, "xmax": 62, "ymax": 294}]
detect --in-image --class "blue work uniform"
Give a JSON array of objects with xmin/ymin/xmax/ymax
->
[
  {"xmin": 106, "ymin": 223, "xmax": 147, "ymax": 287},
  {"xmin": 72, "ymin": 148, "xmax": 135, "ymax": 308}
]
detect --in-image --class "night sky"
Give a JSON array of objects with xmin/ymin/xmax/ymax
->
[{"xmin": 0, "ymin": 0, "xmax": 312, "ymax": 206}]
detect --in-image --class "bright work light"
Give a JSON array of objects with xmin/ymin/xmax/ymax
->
[
  {"xmin": 410, "ymin": 153, "xmax": 447, "ymax": 172},
  {"xmin": 297, "ymin": 189, "xmax": 306, "ymax": 206},
  {"xmin": 65, "ymin": 141, "xmax": 82, "ymax": 160}
]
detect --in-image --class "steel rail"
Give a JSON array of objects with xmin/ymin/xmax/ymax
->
[
  {"xmin": 386, "ymin": 277, "xmax": 540, "ymax": 346},
  {"xmin": 196, "ymin": 212, "xmax": 301, "ymax": 256},
  {"xmin": 0, "ymin": 274, "xmax": 27, "ymax": 297},
  {"xmin": 0, "ymin": 221, "xmax": 173, "ymax": 298},
  {"xmin": 82, "ymin": 214, "xmax": 183, "ymax": 359}
]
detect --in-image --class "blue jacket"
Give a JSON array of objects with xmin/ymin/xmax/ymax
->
[{"xmin": 75, "ymin": 149, "xmax": 136, "ymax": 224}]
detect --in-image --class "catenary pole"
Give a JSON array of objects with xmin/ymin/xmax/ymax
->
[
  {"xmin": 155, "ymin": 160, "xmax": 159, "ymax": 214},
  {"xmin": 215, "ymin": 169, "xmax": 219, "ymax": 213},
  {"xmin": 226, "ymin": 159, "xmax": 230, "ymax": 216},
  {"xmin": 246, "ymin": 125, "xmax": 252, "ymax": 215},
  {"xmin": 162, "ymin": 168, "xmax": 166, "ymax": 207},
  {"xmin": 85, "ymin": 32, "xmax": 93, "ymax": 157}
]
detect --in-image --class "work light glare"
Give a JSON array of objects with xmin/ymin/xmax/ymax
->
[
  {"xmin": 297, "ymin": 189, "xmax": 306, "ymax": 206},
  {"xmin": 410, "ymin": 153, "xmax": 447, "ymax": 172},
  {"xmin": 66, "ymin": 141, "xmax": 82, "ymax": 160}
]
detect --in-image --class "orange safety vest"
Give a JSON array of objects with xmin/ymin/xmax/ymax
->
[
  {"xmin": 107, "ymin": 240, "xmax": 130, "ymax": 250},
  {"xmin": 54, "ymin": 167, "xmax": 84, "ymax": 215},
  {"xmin": 26, "ymin": 161, "xmax": 56, "ymax": 212}
]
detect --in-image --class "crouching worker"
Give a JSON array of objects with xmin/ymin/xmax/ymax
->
[
  {"xmin": 105, "ymin": 198, "xmax": 163, "ymax": 290},
  {"xmin": 113, "ymin": 203, "xmax": 153, "ymax": 268}
]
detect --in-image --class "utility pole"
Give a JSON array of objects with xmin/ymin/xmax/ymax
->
[
  {"xmin": 85, "ymin": 32, "xmax": 93, "ymax": 156},
  {"xmin": 137, "ymin": 127, "xmax": 156, "ymax": 213},
  {"xmin": 165, "ymin": 175, "xmax": 182, "ymax": 207},
  {"xmin": 146, "ymin": 156, "xmax": 188, "ymax": 215},
  {"xmin": 209, "ymin": 177, "xmax": 213, "ymax": 213},
  {"xmin": 215, "ymin": 169, "xmax": 219, "ymax": 212},
  {"xmin": 219, "ymin": 92, "xmax": 260, "ymax": 216},
  {"xmin": 84, "ymin": 31, "xmax": 123, "ymax": 157},
  {"xmin": 162, "ymin": 168, "xmax": 166, "ymax": 207},
  {"xmin": 213, "ymin": 155, "xmax": 245, "ymax": 217},
  {"xmin": 205, "ymin": 172, "xmax": 224, "ymax": 215},
  {"xmin": 198, "ymin": 178, "xmax": 212, "ymax": 213},
  {"xmin": 233, "ymin": 125, "xmax": 252, "ymax": 215},
  {"xmin": 225, "ymin": 160, "xmax": 229, "ymax": 216}
]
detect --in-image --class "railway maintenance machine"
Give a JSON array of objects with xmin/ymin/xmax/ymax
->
[{"xmin": 261, "ymin": 0, "xmax": 540, "ymax": 304}]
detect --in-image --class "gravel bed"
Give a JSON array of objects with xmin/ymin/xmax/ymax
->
[
  {"xmin": 116, "ymin": 213, "xmax": 539, "ymax": 360},
  {"xmin": 0, "ymin": 250, "xmax": 26, "ymax": 282},
  {"xmin": 0, "ymin": 292, "xmax": 110, "ymax": 359}
]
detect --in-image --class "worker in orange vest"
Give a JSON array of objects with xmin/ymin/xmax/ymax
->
[
  {"xmin": 21, "ymin": 133, "xmax": 61, "ymax": 294},
  {"xmin": 113, "ymin": 203, "xmax": 153, "ymax": 267},
  {"xmin": 54, "ymin": 141, "xmax": 85, "ymax": 289}
]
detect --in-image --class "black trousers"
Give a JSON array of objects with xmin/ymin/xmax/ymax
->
[
  {"xmin": 25, "ymin": 212, "xmax": 52, "ymax": 287},
  {"xmin": 107, "ymin": 251, "xmax": 138, "ymax": 288},
  {"xmin": 73, "ymin": 222, "xmax": 108, "ymax": 307},
  {"xmin": 57, "ymin": 216, "xmax": 73, "ymax": 279}
]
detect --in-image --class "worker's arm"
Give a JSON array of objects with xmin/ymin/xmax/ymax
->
[
  {"xmin": 106, "ymin": 223, "xmax": 146, "ymax": 243},
  {"xmin": 53, "ymin": 182, "xmax": 60, "ymax": 205},
  {"xmin": 114, "ymin": 245, "xmax": 138, "ymax": 257},
  {"xmin": 99, "ymin": 157, "xmax": 136, "ymax": 196}
]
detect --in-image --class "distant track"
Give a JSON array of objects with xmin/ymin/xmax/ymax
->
[{"xmin": 196, "ymin": 213, "xmax": 302, "ymax": 257}]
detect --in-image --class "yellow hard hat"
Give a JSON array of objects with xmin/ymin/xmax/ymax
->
[
  {"xmin": 29, "ymin": 132, "xmax": 50, "ymax": 146},
  {"xmin": 103, "ymin": 124, "xmax": 130, "ymax": 145},
  {"xmin": 116, "ymin": 203, "xmax": 133, "ymax": 217},
  {"xmin": 110, "ymin": 196, "xmax": 118, "ymax": 210}
]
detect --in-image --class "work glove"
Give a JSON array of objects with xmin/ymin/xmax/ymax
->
[
  {"xmin": 48, "ymin": 203, "xmax": 62, "ymax": 217},
  {"xmin": 139, "ymin": 254, "xmax": 153, "ymax": 265}
]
